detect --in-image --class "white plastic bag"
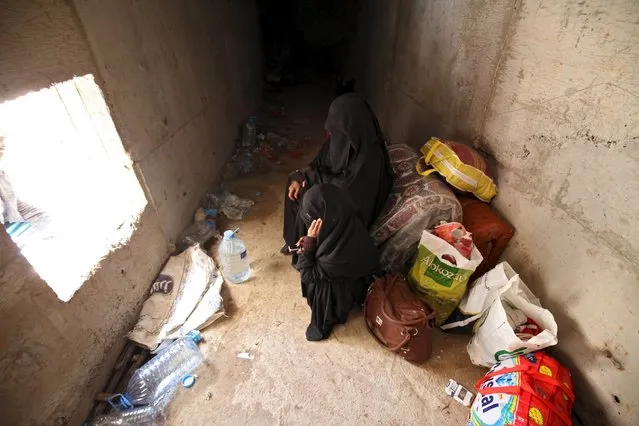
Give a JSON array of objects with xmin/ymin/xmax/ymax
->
[
  {"xmin": 466, "ymin": 262, "xmax": 558, "ymax": 367},
  {"xmin": 441, "ymin": 264, "xmax": 508, "ymax": 333}
]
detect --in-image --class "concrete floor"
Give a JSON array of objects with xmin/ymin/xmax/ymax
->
[{"xmin": 167, "ymin": 83, "xmax": 487, "ymax": 426}]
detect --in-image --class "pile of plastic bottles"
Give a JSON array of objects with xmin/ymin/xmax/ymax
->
[{"xmin": 89, "ymin": 331, "xmax": 204, "ymax": 426}]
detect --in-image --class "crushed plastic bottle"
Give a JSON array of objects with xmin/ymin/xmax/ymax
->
[
  {"xmin": 218, "ymin": 229, "xmax": 251, "ymax": 283},
  {"xmin": 241, "ymin": 117, "xmax": 257, "ymax": 149},
  {"xmin": 89, "ymin": 388, "xmax": 175, "ymax": 426},
  {"xmin": 118, "ymin": 331, "xmax": 204, "ymax": 407}
]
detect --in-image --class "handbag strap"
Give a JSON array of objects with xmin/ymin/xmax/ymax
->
[
  {"xmin": 416, "ymin": 139, "xmax": 444, "ymax": 176},
  {"xmin": 365, "ymin": 323, "xmax": 412, "ymax": 352},
  {"xmin": 475, "ymin": 364, "xmax": 575, "ymax": 426}
]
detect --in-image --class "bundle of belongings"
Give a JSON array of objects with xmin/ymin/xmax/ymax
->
[
  {"xmin": 128, "ymin": 246, "xmax": 225, "ymax": 352},
  {"xmin": 365, "ymin": 138, "xmax": 568, "ymax": 425}
]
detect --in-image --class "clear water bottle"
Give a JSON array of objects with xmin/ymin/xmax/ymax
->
[
  {"xmin": 241, "ymin": 117, "xmax": 257, "ymax": 148},
  {"xmin": 120, "ymin": 331, "xmax": 204, "ymax": 406},
  {"xmin": 89, "ymin": 388, "xmax": 174, "ymax": 426},
  {"xmin": 218, "ymin": 229, "xmax": 251, "ymax": 283}
]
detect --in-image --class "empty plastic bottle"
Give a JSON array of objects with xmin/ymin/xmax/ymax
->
[
  {"xmin": 241, "ymin": 117, "xmax": 257, "ymax": 148},
  {"xmin": 218, "ymin": 229, "xmax": 251, "ymax": 283},
  {"xmin": 89, "ymin": 388, "xmax": 175, "ymax": 426},
  {"xmin": 119, "ymin": 331, "xmax": 204, "ymax": 407}
]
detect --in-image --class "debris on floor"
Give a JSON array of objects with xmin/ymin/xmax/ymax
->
[
  {"xmin": 237, "ymin": 352, "xmax": 254, "ymax": 360},
  {"xmin": 204, "ymin": 190, "xmax": 254, "ymax": 221},
  {"xmin": 445, "ymin": 379, "xmax": 474, "ymax": 407},
  {"xmin": 89, "ymin": 331, "xmax": 204, "ymax": 425},
  {"xmin": 175, "ymin": 219, "xmax": 218, "ymax": 253}
]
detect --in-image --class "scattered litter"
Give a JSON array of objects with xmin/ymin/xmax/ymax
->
[
  {"xmin": 89, "ymin": 387, "xmax": 176, "ymax": 425},
  {"xmin": 237, "ymin": 352, "xmax": 254, "ymax": 360},
  {"xmin": 204, "ymin": 190, "xmax": 254, "ymax": 221},
  {"xmin": 445, "ymin": 379, "xmax": 474, "ymax": 407},
  {"xmin": 193, "ymin": 207, "xmax": 206, "ymax": 223},
  {"xmin": 241, "ymin": 117, "xmax": 258, "ymax": 149},
  {"xmin": 117, "ymin": 331, "xmax": 203, "ymax": 407},
  {"xmin": 205, "ymin": 391, "xmax": 213, "ymax": 400},
  {"xmin": 181, "ymin": 374, "xmax": 196, "ymax": 388},
  {"xmin": 175, "ymin": 219, "xmax": 218, "ymax": 253}
]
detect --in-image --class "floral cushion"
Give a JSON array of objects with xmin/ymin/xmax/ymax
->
[{"xmin": 371, "ymin": 144, "xmax": 462, "ymax": 271}]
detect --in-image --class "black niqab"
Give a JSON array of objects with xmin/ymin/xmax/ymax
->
[
  {"xmin": 296, "ymin": 184, "xmax": 380, "ymax": 280},
  {"xmin": 308, "ymin": 94, "xmax": 394, "ymax": 228}
]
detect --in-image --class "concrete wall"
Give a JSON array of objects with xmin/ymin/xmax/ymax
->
[
  {"xmin": 74, "ymin": 0, "xmax": 262, "ymax": 241},
  {"xmin": 358, "ymin": 1, "xmax": 639, "ymax": 424},
  {"xmin": 0, "ymin": 0, "xmax": 260, "ymax": 424}
]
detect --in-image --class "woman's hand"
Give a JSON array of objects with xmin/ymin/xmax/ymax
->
[
  {"xmin": 288, "ymin": 181, "xmax": 301, "ymax": 200},
  {"xmin": 307, "ymin": 219, "xmax": 322, "ymax": 238}
]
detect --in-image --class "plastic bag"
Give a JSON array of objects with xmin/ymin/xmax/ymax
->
[
  {"xmin": 407, "ymin": 230, "xmax": 483, "ymax": 325},
  {"xmin": 469, "ymin": 352, "xmax": 574, "ymax": 426},
  {"xmin": 175, "ymin": 220, "xmax": 218, "ymax": 253},
  {"xmin": 204, "ymin": 191, "xmax": 254, "ymax": 221},
  {"xmin": 441, "ymin": 263, "xmax": 511, "ymax": 333},
  {"xmin": 466, "ymin": 262, "xmax": 558, "ymax": 367}
]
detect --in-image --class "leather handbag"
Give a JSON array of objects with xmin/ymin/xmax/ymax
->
[{"xmin": 365, "ymin": 274, "xmax": 436, "ymax": 364}]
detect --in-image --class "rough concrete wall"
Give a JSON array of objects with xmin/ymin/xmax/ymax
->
[
  {"xmin": 0, "ymin": 0, "xmax": 261, "ymax": 424},
  {"xmin": 0, "ymin": 208, "xmax": 169, "ymax": 426},
  {"xmin": 357, "ymin": 0, "xmax": 514, "ymax": 146},
  {"xmin": 359, "ymin": 0, "xmax": 639, "ymax": 424},
  {"xmin": 74, "ymin": 0, "xmax": 263, "ymax": 241},
  {"xmin": 0, "ymin": 0, "xmax": 94, "ymax": 103},
  {"xmin": 0, "ymin": 2, "xmax": 165, "ymax": 425},
  {"xmin": 481, "ymin": 1, "xmax": 639, "ymax": 424}
]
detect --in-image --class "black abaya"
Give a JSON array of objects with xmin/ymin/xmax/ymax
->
[
  {"xmin": 294, "ymin": 184, "xmax": 381, "ymax": 341},
  {"xmin": 282, "ymin": 93, "xmax": 393, "ymax": 247}
]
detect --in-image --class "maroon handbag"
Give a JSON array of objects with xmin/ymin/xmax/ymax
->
[{"xmin": 365, "ymin": 274, "xmax": 436, "ymax": 363}]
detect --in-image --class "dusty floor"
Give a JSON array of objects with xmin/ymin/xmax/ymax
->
[{"xmin": 167, "ymin": 83, "xmax": 487, "ymax": 425}]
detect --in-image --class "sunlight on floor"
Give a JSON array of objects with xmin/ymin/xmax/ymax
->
[{"xmin": 0, "ymin": 74, "xmax": 147, "ymax": 301}]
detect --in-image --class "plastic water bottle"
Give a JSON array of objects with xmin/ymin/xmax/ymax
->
[
  {"xmin": 241, "ymin": 117, "xmax": 257, "ymax": 148},
  {"xmin": 88, "ymin": 388, "xmax": 175, "ymax": 425},
  {"xmin": 218, "ymin": 229, "xmax": 251, "ymax": 283},
  {"xmin": 119, "ymin": 331, "xmax": 204, "ymax": 407}
]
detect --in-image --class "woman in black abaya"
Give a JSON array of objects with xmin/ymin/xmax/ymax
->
[
  {"xmin": 294, "ymin": 184, "xmax": 381, "ymax": 341},
  {"xmin": 282, "ymin": 93, "xmax": 393, "ymax": 253}
]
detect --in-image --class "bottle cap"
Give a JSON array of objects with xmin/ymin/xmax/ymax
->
[
  {"xmin": 186, "ymin": 330, "xmax": 202, "ymax": 343},
  {"xmin": 181, "ymin": 375, "xmax": 196, "ymax": 388},
  {"xmin": 223, "ymin": 230, "xmax": 235, "ymax": 240}
]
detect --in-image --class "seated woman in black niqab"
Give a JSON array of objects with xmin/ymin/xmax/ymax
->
[
  {"xmin": 294, "ymin": 184, "xmax": 381, "ymax": 341},
  {"xmin": 282, "ymin": 93, "xmax": 393, "ymax": 254}
]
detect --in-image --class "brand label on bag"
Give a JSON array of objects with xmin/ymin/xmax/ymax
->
[
  {"xmin": 420, "ymin": 254, "xmax": 470, "ymax": 288},
  {"xmin": 376, "ymin": 316, "xmax": 383, "ymax": 326}
]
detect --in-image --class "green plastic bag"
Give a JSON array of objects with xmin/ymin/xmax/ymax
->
[{"xmin": 408, "ymin": 230, "xmax": 483, "ymax": 325}]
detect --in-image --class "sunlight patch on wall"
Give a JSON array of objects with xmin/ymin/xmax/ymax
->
[{"xmin": 0, "ymin": 74, "xmax": 147, "ymax": 301}]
